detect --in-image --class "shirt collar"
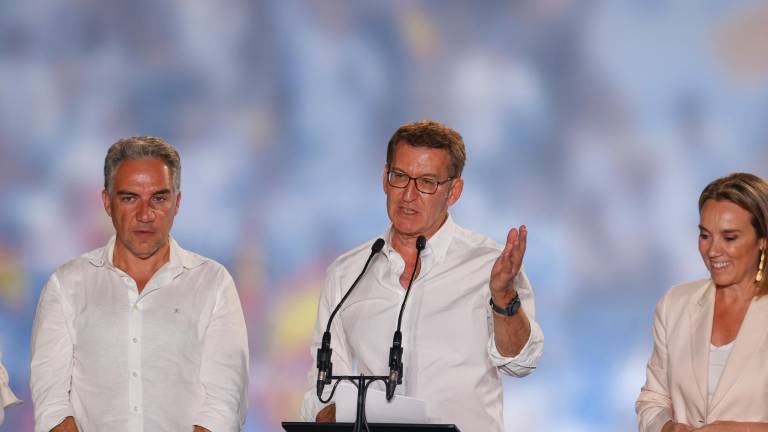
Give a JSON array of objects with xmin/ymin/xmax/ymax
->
[
  {"xmin": 87, "ymin": 235, "xmax": 204, "ymax": 270},
  {"xmin": 382, "ymin": 213, "xmax": 456, "ymax": 265}
]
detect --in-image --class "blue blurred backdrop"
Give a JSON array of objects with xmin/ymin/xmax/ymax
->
[{"xmin": 2, "ymin": 1, "xmax": 768, "ymax": 431}]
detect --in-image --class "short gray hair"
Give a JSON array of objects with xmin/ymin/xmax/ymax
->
[{"xmin": 104, "ymin": 136, "xmax": 181, "ymax": 194}]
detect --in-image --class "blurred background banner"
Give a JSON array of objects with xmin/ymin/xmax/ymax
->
[{"xmin": 1, "ymin": 1, "xmax": 768, "ymax": 430}]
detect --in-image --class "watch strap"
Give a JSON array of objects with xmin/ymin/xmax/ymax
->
[{"xmin": 489, "ymin": 292, "xmax": 521, "ymax": 316}]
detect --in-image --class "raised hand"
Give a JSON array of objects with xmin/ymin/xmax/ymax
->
[{"xmin": 490, "ymin": 225, "xmax": 527, "ymax": 305}]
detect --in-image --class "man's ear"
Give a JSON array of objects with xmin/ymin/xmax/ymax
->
[
  {"xmin": 174, "ymin": 191, "xmax": 182, "ymax": 215},
  {"xmin": 102, "ymin": 189, "xmax": 112, "ymax": 217},
  {"xmin": 447, "ymin": 178, "xmax": 463, "ymax": 206},
  {"xmin": 382, "ymin": 164, "xmax": 389, "ymax": 194}
]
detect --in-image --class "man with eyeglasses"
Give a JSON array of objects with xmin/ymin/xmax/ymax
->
[{"xmin": 301, "ymin": 120, "xmax": 543, "ymax": 432}]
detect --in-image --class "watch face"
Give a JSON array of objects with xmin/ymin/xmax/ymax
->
[{"xmin": 507, "ymin": 298, "xmax": 521, "ymax": 315}]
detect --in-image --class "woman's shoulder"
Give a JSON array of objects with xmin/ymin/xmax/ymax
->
[{"xmin": 660, "ymin": 278, "xmax": 712, "ymax": 307}]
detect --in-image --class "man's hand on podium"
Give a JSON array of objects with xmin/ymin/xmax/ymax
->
[
  {"xmin": 51, "ymin": 417, "xmax": 79, "ymax": 432},
  {"xmin": 316, "ymin": 403, "xmax": 336, "ymax": 422}
]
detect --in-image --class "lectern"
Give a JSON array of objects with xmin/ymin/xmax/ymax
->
[{"xmin": 282, "ymin": 422, "xmax": 460, "ymax": 432}]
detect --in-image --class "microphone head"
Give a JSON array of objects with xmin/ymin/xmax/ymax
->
[
  {"xmin": 317, "ymin": 373, "xmax": 326, "ymax": 398},
  {"xmin": 416, "ymin": 235, "xmax": 426, "ymax": 251},
  {"xmin": 372, "ymin": 238, "xmax": 385, "ymax": 253},
  {"xmin": 386, "ymin": 371, "xmax": 398, "ymax": 400}
]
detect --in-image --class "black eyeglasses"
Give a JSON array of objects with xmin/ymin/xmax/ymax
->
[{"xmin": 387, "ymin": 170, "xmax": 454, "ymax": 194}]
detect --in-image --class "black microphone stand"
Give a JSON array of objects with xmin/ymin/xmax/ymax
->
[
  {"xmin": 316, "ymin": 236, "xmax": 426, "ymax": 432},
  {"xmin": 316, "ymin": 238, "xmax": 387, "ymax": 432},
  {"xmin": 386, "ymin": 235, "xmax": 426, "ymax": 400}
]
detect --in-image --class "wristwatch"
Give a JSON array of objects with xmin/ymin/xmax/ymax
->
[{"xmin": 489, "ymin": 292, "xmax": 521, "ymax": 316}]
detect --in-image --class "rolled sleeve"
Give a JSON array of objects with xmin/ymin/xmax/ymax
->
[
  {"xmin": 488, "ymin": 269, "xmax": 544, "ymax": 376},
  {"xmin": 30, "ymin": 274, "xmax": 77, "ymax": 432},
  {"xmin": 0, "ymin": 353, "xmax": 21, "ymax": 410},
  {"xmin": 488, "ymin": 319, "xmax": 543, "ymax": 376},
  {"xmin": 193, "ymin": 271, "xmax": 249, "ymax": 432}
]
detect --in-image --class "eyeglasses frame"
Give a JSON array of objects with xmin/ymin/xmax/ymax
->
[{"xmin": 386, "ymin": 169, "xmax": 455, "ymax": 195}]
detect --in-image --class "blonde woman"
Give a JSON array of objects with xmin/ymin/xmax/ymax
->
[{"xmin": 637, "ymin": 173, "xmax": 768, "ymax": 432}]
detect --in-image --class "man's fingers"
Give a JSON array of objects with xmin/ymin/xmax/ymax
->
[
  {"xmin": 502, "ymin": 226, "xmax": 526, "ymax": 266},
  {"xmin": 506, "ymin": 227, "xmax": 518, "ymax": 247},
  {"xmin": 502, "ymin": 228, "xmax": 519, "ymax": 258},
  {"xmin": 516, "ymin": 225, "xmax": 527, "ymax": 256}
]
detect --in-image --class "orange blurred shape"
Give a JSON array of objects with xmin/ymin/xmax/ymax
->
[
  {"xmin": 714, "ymin": 4, "xmax": 768, "ymax": 85},
  {"xmin": 0, "ymin": 247, "xmax": 24, "ymax": 308}
]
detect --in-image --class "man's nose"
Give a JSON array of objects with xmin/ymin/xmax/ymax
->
[
  {"xmin": 402, "ymin": 179, "xmax": 420, "ymax": 201},
  {"xmin": 137, "ymin": 200, "xmax": 155, "ymax": 222}
]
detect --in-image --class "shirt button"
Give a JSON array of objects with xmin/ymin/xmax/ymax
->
[
  {"xmin": 133, "ymin": 406, "xmax": 139, "ymax": 412},
  {"xmin": 132, "ymin": 337, "xmax": 139, "ymax": 343},
  {"xmin": 132, "ymin": 371, "xmax": 138, "ymax": 378}
]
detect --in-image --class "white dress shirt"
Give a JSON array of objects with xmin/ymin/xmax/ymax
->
[
  {"xmin": 31, "ymin": 236, "xmax": 249, "ymax": 432},
  {"xmin": 301, "ymin": 215, "xmax": 544, "ymax": 432}
]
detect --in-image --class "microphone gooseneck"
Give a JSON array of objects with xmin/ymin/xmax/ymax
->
[
  {"xmin": 316, "ymin": 238, "xmax": 385, "ymax": 399},
  {"xmin": 386, "ymin": 235, "xmax": 426, "ymax": 400}
]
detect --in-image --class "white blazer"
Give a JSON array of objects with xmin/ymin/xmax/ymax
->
[{"xmin": 637, "ymin": 279, "xmax": 768, "ymax": 431}]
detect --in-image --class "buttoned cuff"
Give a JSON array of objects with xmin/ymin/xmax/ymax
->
[
  {"xmin": 35, "ymin": 407, "xmax": 76, "ymax": 432},
  {"xmin": 193, "ymin": 414, "xmax": 242, "ymax": 432},
  {"xmin": 488, "ymin": 319, "xmax": 544, "ymax": 376},
  {"xmin": 646, "ymin": 409, "xmax": 673, "ymax": 432}
]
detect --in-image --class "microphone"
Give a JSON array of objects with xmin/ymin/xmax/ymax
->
[
  {"xmin": 386, "ymin": 235, "xmax": 426, "ymax": 400},
  {"xmin": 317, "ymin": 238, "xmax": 385, "ymax": 399}
]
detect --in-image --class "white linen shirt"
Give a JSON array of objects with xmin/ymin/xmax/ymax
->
[
  {"xmin": 301, "ymin": 215, "xmax": 544, "ymax": 432},
  {"xmin": 30, "ymin": 236, "xmax": 249, "ymax": 432}
]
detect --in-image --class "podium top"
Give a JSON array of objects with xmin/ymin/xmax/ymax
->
[{"xmin": 282, "ymin": 422, "xmax": 460, "ymax": 432}]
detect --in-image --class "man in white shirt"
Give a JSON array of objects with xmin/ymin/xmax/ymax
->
[
  {"xmin": 301, "ymin": 120, "xmax": 544, "ymax": 432},
  {"xmin": 31, "ymin": 137, "xmax": 249, "ymax": 432}
]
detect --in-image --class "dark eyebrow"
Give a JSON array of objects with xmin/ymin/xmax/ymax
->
[
  {"xmin": 116, "ymin": 191, "xmax": 138, "ymax": 197},
  {"xmin": 152, "ymin": 189, "xmax": 172, "ymax": 196},
  {"xmin": 390, "ymin": 166, "xmax": 439, "ymax": 178}
]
